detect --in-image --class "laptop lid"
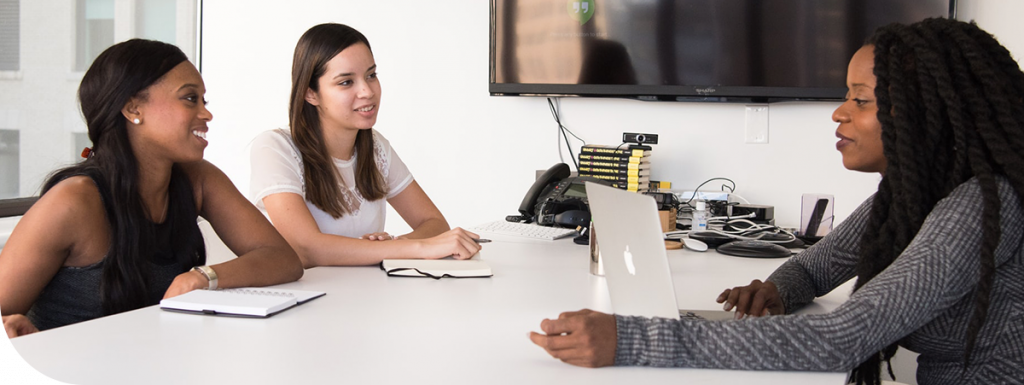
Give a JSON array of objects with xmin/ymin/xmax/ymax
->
[{"xmin": 585, "ymin": 182, "xmax": 681, "ymax": 319}]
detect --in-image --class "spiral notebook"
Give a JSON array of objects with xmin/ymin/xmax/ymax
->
[{"xmin": 159, "ymin": 288, "xmax": 326, "ymax": 318}]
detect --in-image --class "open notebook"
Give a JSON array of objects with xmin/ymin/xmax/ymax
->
[
  {"xmin": 380, "ymin": 259, "xmax": 492, "ymax": 279},
  {"xmin": 159, "ymin": 288, "xmax": 325, "ymax": 318}
]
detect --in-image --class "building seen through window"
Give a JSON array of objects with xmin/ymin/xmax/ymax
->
[
  {"xmin": 0, "ymin": 0, "xmax": 196, "ymax": 201},
  {"xmin": 0, "ymin": 0, "xmax": 18, "ymax": 72}
]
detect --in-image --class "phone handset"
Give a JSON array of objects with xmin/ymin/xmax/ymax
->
[{"xmin": 508, "ymin": 163, "xmax": 571, "ymax": 223}]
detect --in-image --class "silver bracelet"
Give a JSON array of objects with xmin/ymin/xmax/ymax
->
[{"xmin": 192, "ymin": 265, "xmax": 219, "ymax": 290}]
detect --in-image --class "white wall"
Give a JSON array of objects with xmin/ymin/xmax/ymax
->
[
  {"xmin": 199, "ymin": 6, "xmax": 1023, "ymax": 383},
  {"xmin": 200, "ymin": 0, "xmax": 885, "ymax": 234},
  {"xmin": 198, "ymin": 1, "xmax": 1024, "ymax": 235},
  {"xmin": 197, "ymin": 0, "xmax": 1024, "ymax": 235},
  {"xmin": 958, "ymin": 0, "xmax": 1024, "ymax": 63}
]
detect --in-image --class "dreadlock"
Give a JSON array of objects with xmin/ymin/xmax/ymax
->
[{"xmin": 849, "ymin": 18, "xmax": 1024, "ymax": 385}]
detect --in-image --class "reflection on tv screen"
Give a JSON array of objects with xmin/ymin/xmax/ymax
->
[{"xmin": 492, "ymin": 0, "xmax": 950, "ymax": 97}]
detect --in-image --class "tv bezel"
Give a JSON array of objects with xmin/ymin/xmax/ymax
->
[{"xmin": 488, "ymin": 0, "xmax": 956, "ymax": 103}]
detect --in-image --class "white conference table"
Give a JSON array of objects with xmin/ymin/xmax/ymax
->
[{"xmin": 10, "ymin": 234, "xmax": 851, "ymax": 385}]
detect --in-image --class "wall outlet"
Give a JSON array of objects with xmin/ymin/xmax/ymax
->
[{"xmin": 744, "ymin": 105, "xmax": 769, "ymax": 144}]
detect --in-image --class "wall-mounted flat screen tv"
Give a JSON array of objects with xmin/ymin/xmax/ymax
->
[{"xmin": 490, "ymin": 0, "xmax": 955, "ymax": 102}]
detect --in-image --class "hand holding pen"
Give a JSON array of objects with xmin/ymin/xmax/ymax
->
[{"xmin": 416, "ymin": 227, "xmax": 486, "ymax": 260}]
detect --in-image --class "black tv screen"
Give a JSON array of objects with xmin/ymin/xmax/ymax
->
[{"xmin": 490, "ymin": 0, "xmax": 954, "ymax": 102}]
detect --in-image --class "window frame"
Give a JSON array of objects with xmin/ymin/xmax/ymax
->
[{"xmin": 0, "ymin": 0, "xmax": 201, "ymax": 216}]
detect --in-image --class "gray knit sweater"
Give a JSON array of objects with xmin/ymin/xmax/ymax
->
[{"xmin": 614, "ymin": 177, "xmax": 1024, "ymax": 384}]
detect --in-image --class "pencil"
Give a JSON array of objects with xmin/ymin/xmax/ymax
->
[{"xmin": 474, "ymin": 238, "xmax": 492, "ymax": 243}]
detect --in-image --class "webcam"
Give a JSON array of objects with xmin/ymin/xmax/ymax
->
[{"xmin": 622, "ymin": 132, "xmax": 659, "ymax": 145}]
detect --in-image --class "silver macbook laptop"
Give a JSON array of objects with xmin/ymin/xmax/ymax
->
[{"xmin": 586, "ymin": 182, "xmax": 733, "ymax": 321}]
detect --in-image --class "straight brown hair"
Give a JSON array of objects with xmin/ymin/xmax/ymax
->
[{"xmin": 289, "ymin": 23, "xmax": 387, "ymax": 218}]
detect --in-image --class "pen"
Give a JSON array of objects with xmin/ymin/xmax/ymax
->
[{"xmin": 474, "ymin": 238, "xmax": 492, "ymax": 243}]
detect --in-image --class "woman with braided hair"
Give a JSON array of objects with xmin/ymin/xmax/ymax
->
[{"xmin": 529, "ymin": 18, "xmax": 1023, "ymax": 384}]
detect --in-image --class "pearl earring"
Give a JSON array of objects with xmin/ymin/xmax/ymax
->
[{"xmin": 133, "ymin": 118, "xmax": 141, "ymax": 124}]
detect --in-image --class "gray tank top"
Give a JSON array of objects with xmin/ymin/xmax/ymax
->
[
  {"xmin": 26, "ymin": 173, "xmax": 194, "ymax": 331},
  {"xmin": 25, "ymin": 257, "xmax": 183, "ymax": 331},
  {"xmin": 25, "ymin": 169, "xmax": 201, "ymax": 331}
]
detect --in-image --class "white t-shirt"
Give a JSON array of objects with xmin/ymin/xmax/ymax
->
[{"xmin": 249, "ymin": 128, "xmax": 414, "ymax": 238}]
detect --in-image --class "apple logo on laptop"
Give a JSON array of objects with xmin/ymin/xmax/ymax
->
[{"xmin": 623, "ymin": 245, "xmax": 636, "ymax": 275}]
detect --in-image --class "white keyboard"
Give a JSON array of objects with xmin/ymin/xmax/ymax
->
[{"xmin": 469, "ymin": 221, "xmax": 579, "ymax": 241}]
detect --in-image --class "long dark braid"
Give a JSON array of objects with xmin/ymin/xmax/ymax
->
[{"xmin": 849, "ymin": 18, "xmax": 1024, "ymax": 385}]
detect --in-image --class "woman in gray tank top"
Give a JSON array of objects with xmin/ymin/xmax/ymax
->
[{"xmin": 1, "ymin": 39, "xmax": 304, "ymax": 336}]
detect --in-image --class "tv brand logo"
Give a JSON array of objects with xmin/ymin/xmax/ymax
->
[
  {"xmin": 568, "ymin": 0, "xmax": 595, "ymax": 25},
  {"xmin": 696, "ymin": 87, "xmax": 717, "ymax": 94},
  {"xmin": 623, "ymin": 245, "xmax": 636, "ymax": 275}
]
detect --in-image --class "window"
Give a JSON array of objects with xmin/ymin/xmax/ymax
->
[
  {"xmin": 0, "ymin": 0, "xmax": 197, "ymax": 211},
  {"xmin": 76, "ymin": 0, "xmax": 115, "ymax": 72},
  {"xmin": 0, "ymin": 129, "xmax": 17, "ymax": 199},
  {"xmin": 0, "ymin": 0, "xmax": 17, "ymax": 72},
  {"xmin": 136, "ymin": 0, "xmax": 177, "ymax": 43}
]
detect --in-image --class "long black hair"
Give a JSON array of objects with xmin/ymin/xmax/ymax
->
[
  {"xmin": 849, "ymin": 18, "xmax": 1024, "ymax": 385},
  {"xmin": 42, "ymin": 39, "xmax": 206, "ymax": 316}
]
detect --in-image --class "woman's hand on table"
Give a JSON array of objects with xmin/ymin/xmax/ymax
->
[
  {"xmin": 529, "ymin": 309, "xmax": 617, "ymax": 368},
  {"xmin": 717, "ymin": 279, "xmax": 784, "ymax": 319},
  {"xmin": 3, "ymin": 314, "xmax": 39, "ymax": 338}
]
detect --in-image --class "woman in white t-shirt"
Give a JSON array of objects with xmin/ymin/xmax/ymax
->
[{"xmin": 249, "ymin": 23, "xmax": 481, "ymax": 267}]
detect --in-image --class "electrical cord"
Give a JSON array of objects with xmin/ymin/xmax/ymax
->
[
  {"xmin": 667, "ymin": 217, "xmax": 786, "ymax": 240},
  {"xmin": 703, "ymin": 218, "xmax": 798, "ymax": 244},
  {"xmin": 548, "ymin": 98, "xmax": 585, "ymax": 143},
  {"xmin": 666, "ymin": 178, "xmax": 797, "ymax": 245},
  {"xmin": 709, "ymin": 213, "xmax": 756, "ymax": 221},
  {"xmin": 678, "ymin": 177, "xmax": 737, "ymax": 207},
  {"xmin": 672, "ymin": 179, "xmax": 742, "ymax": 220},
  {"xmin": 713, "ymin": 218, "xmax": 774, "ymax": 233},
  {"xmin": 547, "ymin": 97, "xmax": 585, "ymax": 170},
  {"xmin": 669, "ymin": 215, "xmax": 795, "ymax": 244},
  {"xmin": 664, "ymin": 231, "xmax": 691, "ymax": 240},
  {"xmin": 674, "ymin": 178, "xmax": 739, "ymax": 220},
  {"xmin": 728, "ymin": 193, "xmax": 751, "ymax": 204}
]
